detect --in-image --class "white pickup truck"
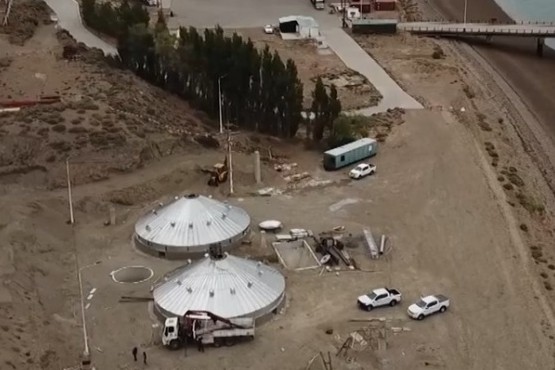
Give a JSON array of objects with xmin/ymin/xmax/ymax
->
[
  {"xmin": 349, "ymin": 163, "xmax": 376, "ymax": 179},
  {"xmin": 357, "ymin": 287, "xmax": 402, "ymax": 311},
  {"xmin": 407, "ymin": 294, "xmax": 450, "ymax": 320}
]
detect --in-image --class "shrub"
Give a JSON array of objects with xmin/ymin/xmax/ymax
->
[
  {"xmin": 508, "ymin": 173, "xmax": 524, "ymax": 187},
  {"xmin": 544, "ymin": 281, "xmax": 553, "ymax": 291},
  {"xmin": 52, "ymin": 124, "xmax": 66, "ymax": 132},
  {"xmin": 541, "ymin": 272, "xmax": 549, "ymax": 279},
  {"xmin": 516, "ymin": 192, "xmax": 545, "ymax": 214},
  {"xmin": 519, "ymin": 224, "xmax": 528, "ymax": 232},
  {"xmin": 503, "ymin": 183, "xmax": 513, "ymax": 191},
  {"xmin": 463, "ymin": 85, "xmax": 475, "ymax": 99}
]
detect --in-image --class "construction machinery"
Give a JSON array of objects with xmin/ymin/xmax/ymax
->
[
  {"xmin": 161, "ymin": 310, "xmax": 255, "ymax": 350},
  {"xmin": 205, "ymin": 156, "xmax": 228, "ymax": 187}
]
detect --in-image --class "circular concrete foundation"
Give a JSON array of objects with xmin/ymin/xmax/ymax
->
[{"xmin": 111, "ymin": 266, "xmax": 153, "ymax": 284}]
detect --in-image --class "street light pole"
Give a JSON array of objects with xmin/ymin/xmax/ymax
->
[
  {"xmin": 463, "ymin": 0, "xmax": 468, "ymax": 24},
  {"xmin": 78, "ymin": 261, "xmax": 101, "ymax": 365},
  {"xmin": 218, "ymin": 77, "xmax": 223, "ymax": 134},
  {"xmin": 66, "ymin": 158, "xmax": 74, "ymax": 225},
  {"xmin": 227, "ymin": 128, "xmax": 234, "ymax": 195},
  {"xmin": 218, "ymin": 74, "xmax": 229, "ymax": 135}
]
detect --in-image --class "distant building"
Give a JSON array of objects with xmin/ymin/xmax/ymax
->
[
  {"xmin": 349, "ymin": 0, "xmax": 397, "ymax": 14},
  {"xmin": 350, "ymin": 0, "xmax": 372, "ymax": 14},
  {"xmin": 373, "ymin": 0, "xmax": 397, "ymax": 11},
  {"xmin": 278, "ymin": 15, "xmax": 320, "ymax": 39}
]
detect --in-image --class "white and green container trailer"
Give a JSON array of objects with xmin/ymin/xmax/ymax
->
[{"xmin": 323, "ymin": 138, "xmax": 378, "ymax": 170}]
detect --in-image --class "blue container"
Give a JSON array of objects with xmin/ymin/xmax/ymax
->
[{"xmin": 323, "ymin": 138, "xmax": 378, "ymax": 170}]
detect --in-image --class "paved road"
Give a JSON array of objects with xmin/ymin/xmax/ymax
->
[
  {"xmin": 322, "ymin": 28, "xmax": 423, "ymax": 115},
  {"xmin": 43, "ymin": 0, "xmax": 118, "ymax": 55},
  {"xmin": 43, "ymin": 0, "xmax": 420, "ymax": 115}
]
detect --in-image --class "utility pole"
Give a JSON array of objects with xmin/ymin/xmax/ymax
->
[
  {"xmin": 218, "ymin": 78, "xmax": 223, "ymax": 134},
  {"xmin": 66, "ymin": 158, "xmax": 75, "ymax": 225},
  {"xmin": 342, "ymin": 0, "xmax": 347, "ymax": 28},
  {"xmin": 227, "ymin": 122, "xmax": 234, "ymax": 195},
  {"xmin": 218, "ymin": 74, "xmax": 228, "ymax": 134}
]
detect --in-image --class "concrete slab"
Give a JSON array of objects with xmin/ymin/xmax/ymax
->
[
  {"xmin": 272, "ymin": 239, "xmax": 320, "ymax": 270},
  {"xmin": 321, "ymin": 27, "xmax": 423, "ymax": 115},
  {"xmin": 167, "ymin": 0, "xmax": 340, "ymax": 29}
]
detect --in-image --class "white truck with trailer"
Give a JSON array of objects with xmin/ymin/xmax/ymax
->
[
  {"xmin": 162, "ymin": 310, "xmax": 255, "ymax": 349},
  {"xmin": 407, "ymin": 294, "xmax": 450, "ymax": 320},
  {"xmin": 357, "ymin": 287, "xmax": 402, "ymax": 311}
]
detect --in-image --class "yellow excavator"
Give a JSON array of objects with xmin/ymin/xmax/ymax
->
[{"xmin": 207, "ymin": 156, "xmax": 228, "ymax": 187}]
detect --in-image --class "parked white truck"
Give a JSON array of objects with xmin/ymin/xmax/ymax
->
[
  {"xmin": 311, "ymin": 0, "xmax": 325, "ymax": 9},
  {"xmin": 349, "ymin": 163, "xmax": 376, "ymax": 179},
  {"xmin": 407, "ymin": 294, "xmax": 450, "ymax": 320},
  {"xmin": 357, "ymin": 287, "xmax": 402, "ymax": 311}
]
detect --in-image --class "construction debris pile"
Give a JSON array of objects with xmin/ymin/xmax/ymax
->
[
  {"xmin": 337, "ymin": 321, "xmax": 388, "ymax": 356},
  {"xmin": 269, "ymin": 225, "xmax": 392, "ymax": 271}
]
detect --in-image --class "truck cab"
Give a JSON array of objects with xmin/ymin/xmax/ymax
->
[{"xmin": 162, "ymin": 317, "xmax": 180, "ymax": 348}]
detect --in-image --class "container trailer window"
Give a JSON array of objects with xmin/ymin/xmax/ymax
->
[{"xmin": 340, "ymin": 155, "xmax": 345, "ymax": 162}]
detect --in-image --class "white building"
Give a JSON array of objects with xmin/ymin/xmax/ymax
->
[
  {"xmin": 278, "ymin": 15, "xmax": 320, "ymax": 39},
  {"xmin": 134, "ymin": 194, "xmax": 250, "ymax": 258},
  {"xmin": 153, "ymin": 251, "xmax": 286, "ymax": 321}
]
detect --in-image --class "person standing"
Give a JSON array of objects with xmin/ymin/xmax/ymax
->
[
  {"xmin": 197, "ymin": 336, "xmax": 205, "ymax": 352},
  {"xmin": 143, "ymin": 351, "xmax": 148, "ymax": 365},
  {"xmin": 132, "ymin": 347, "xmax": 138, "ymax": 362}
]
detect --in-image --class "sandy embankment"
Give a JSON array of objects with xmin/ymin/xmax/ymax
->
[
  {"xmin": 416, "ymin": 0, "xmax": 555, "ymax": 194},
  {"xmin": 421, "ymin": 0, "xmax": 555, "ymax": 145}
]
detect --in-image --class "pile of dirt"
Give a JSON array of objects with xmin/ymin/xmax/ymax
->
[
  {"xmin": 316, "ymin": 71, "xmax": 383, "ymax": 109},
  {"xmin": 0, "ymin": 0, "xmax": 52, "ymax": 45}
]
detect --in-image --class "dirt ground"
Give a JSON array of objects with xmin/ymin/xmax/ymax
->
[
  {"xmin": 233, "ymin": 28, "xmax": 383, "ymax": 110},
  {"xmin": 354, "ymin": 31, "xmax": 555, "ymax": 308},
  {"xmin": 2, "ymin": 4, "xmax": 555, "ymax": 370}
]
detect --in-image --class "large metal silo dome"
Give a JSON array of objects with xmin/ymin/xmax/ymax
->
[
  {"xmin": 153, "ymin": 251, "xmax": 286, "ymax": 321},
  {"xmin": 134, "ymin": 194, "xmax": 250, "ymax": 258}
]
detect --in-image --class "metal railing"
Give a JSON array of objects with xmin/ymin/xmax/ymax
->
[{"xmin": 398, "ymin": 23, "xmax": 555, "ymax": 37}]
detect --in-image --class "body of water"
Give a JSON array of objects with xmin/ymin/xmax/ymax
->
[{"xmin": 494, "ymin": 0, "xmax": 555, "ymax": 48}]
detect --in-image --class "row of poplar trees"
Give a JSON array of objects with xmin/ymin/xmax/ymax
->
[{"xmin": 81, "ymin": 0, "xmax": 343, "ymax": 140}]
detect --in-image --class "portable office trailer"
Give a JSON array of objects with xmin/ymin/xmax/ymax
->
[{"xmin": 323, "ymin": 138, "xmax": 378, "ymax": 170}]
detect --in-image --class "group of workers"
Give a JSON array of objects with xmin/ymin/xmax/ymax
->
[{"xmin": 132, "ymin": 347, "xmax": 147, "ymax": 364}]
